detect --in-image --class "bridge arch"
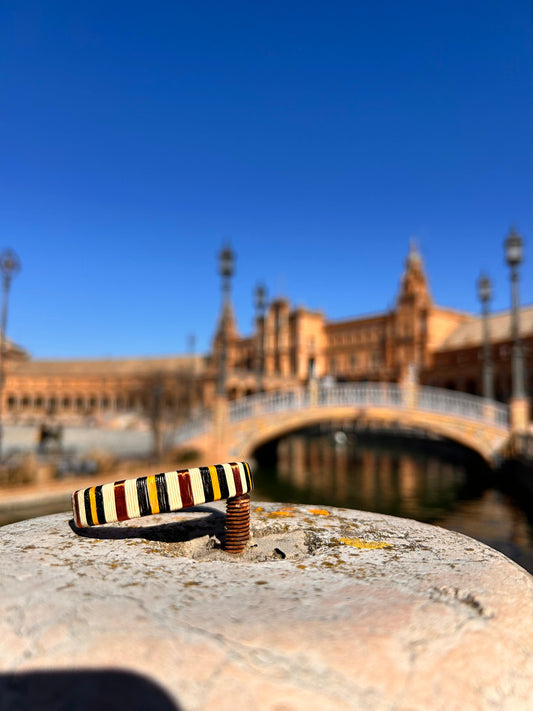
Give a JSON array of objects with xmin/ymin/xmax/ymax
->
[
  {"xmin": 174, "ymin": 384, "xmax": 510, "ymax": 466},
  {"xmin": 233, "ymin": 408, "xmax": 507, "ymax": 464}
]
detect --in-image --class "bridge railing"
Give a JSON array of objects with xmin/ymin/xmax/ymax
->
[
  {"xmin": 174, "ymin": 383, "xmax": 509, "ymax": 444},
  {"xmin": 229, "ymin": 389, "xmax": 309, "ymax": 422},
  {"xmin": 318, "ymin": 383, "xmax": 404, "ymax": 407},
  {"xmin": 228, "ymin": 383, "xmax": 509, "ymax": 426},
  {"xmin": 494, "ymin": 404, "xmax": 511, "ymax": 428},
  {"xmin": 417, "ymin": 387, "xmax": 509, "ymax": 426}
]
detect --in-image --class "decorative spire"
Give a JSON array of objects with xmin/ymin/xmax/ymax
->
[
  {"xmin": 398, "ymin": 240, "xmax": 431, "ymax": 304},
  {"xmin": 405, "ymin": 237, "xmax": 422, "ymax": 269}
]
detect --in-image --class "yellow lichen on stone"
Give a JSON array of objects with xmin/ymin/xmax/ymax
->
[
  {"xmin": 309, "ymin": 509, "xmax": 330, "ymax": 516},
  {"xmin": 254, "ymin": 507, "xmax": 264, "ymax": 513},
  {"xmin": 267, "ymin": 509, "xmax": 295, "ymax": 518},
  {"xmin": 340, "ymin": 537, "xmax": 392, "ymax": 549}
]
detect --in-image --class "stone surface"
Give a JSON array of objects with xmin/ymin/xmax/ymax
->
[{"xmin": 1, "ymin": 503, "xmax": 533, "ymax": 710}]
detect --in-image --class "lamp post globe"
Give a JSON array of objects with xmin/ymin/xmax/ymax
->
[
  {"xmin": 505, "ymin": 229, "xmax": 523, "ymax": 269},
  {"xmin": 477, "ymin": 273, "xmax": 492, "ymax": 305},
  {"xmin": 0, "ymin": 250, "xmax": 21, "ymax": 287},
  {"xmin": 254, "ymin": 282, "xmax": 266, "ymax": 314},
  {"xmin": 218, "ymin": 245, "xmax": 235, "ymax": 288}
]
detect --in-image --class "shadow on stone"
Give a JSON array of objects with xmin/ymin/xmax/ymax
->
[
  {"xmin": 0, "ymin": 669, "xmax": 182, "ymax": 711},
  {"xmin": 69, "ymin": 506, "xmax": 226, "ymax": 543}
]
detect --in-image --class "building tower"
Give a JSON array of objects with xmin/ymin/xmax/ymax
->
[{"xmin": 393, "ymin": 242, "xmax": 432, "ymax": 381}]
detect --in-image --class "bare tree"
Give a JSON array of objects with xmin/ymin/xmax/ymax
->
[{"xmin": 135, "ymin": 365, "xmax": 201, "ymax": 461}]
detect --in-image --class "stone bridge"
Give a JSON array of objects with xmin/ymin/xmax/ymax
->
[{"xmin": 172, "ymin": 383, "xmax": 512, "ymax": 465}]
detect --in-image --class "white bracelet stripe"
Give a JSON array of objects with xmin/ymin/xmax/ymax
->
[
  {"xmin": 189, "ymin": 468, "xmax": 205, "ymax": 505},
  {"xmin": 102, "ymin": 483, "xmax": 117, "ymax": 523},
  {"xmin": 125, "ymin": 479, "xmax": 140, "ymax": 520},
  {"xmin": 165, "ymin": 471, "xmax": 182, "ymax": 511},
  {"xmin": 223, "ymin": 463, "xmax": 237, "ymax": 498}
]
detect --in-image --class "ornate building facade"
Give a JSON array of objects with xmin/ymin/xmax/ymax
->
[{"xmin": 2, "ymin": 245, "xmax": 532, "ymax": 424}]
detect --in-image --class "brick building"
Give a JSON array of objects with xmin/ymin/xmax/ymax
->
[{"xmin": 2, "ymin": 245, "xmax": 532, "ymax": 424}]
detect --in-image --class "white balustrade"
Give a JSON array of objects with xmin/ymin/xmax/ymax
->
[
  {"xmin": 173, "ymin": 383, "xmax": 510, "ymax": 445},
  {"xmin": 417, "ymin": 387, "xmax": 509, "ymax": 425}
]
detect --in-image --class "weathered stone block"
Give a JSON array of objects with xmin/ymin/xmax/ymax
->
[{"xmin": 1, "ymin": 504, "xmax": 533, "ymax": 710}]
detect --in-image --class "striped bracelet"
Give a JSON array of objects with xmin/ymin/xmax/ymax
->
[{"xmin": 72, "ymin": 461, "xmax": 253, "ymax": 554}]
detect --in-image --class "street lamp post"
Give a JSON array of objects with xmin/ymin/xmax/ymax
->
[
  {"xmin": 0, "ymin": 249, "xmax": 21, "ymax": 463},
  {"xmin": 254, "ymin": 282, "xmax": 267, "ymax": 391},
  {"xmin": 151, "ymin": 382, "xmax": 163, "ymax": 461},
  {"xmin": 504, "ymin": 228, "xmax": 526, "ymax": 400},
  {"xmin": 477, "ymin": 273, "xmax": 494, "ymax": 400},
  {"xmin": 217, "ymin": 245, "xmax": 235, "ymax": 397}
]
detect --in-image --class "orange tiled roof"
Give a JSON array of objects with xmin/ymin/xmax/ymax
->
[{"xmin": 438, "ymin": 304, "xmax": 533, "ymax": 350}]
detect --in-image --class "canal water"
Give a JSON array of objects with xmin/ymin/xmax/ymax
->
[{"xmin": 253, "ymin": 427, "xmax": 533, "ymax": 575}]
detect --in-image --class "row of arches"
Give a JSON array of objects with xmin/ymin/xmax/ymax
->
[
  {"xmin": 4, "ymin": 393, "xmax": 182, "ymax": 415},
  {"xmin": 227, "ymin": 386, "xmax": 257, "ymax": 401}
]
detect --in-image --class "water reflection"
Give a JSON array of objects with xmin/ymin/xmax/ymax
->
[
  {"xmin": 268, "ymin": 432, "xmax": 474, "ymax": 520},
  {"xmin": 254, "ymin": 430, "xmax": 533, "ymax": 574}
]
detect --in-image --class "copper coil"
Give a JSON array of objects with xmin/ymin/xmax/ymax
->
[
  {"xmin": 226, "ymin": 507, "xmax": 249, "ymax": 514},
  {"xmin": 226, "ymin": 496, "xmax": 250, "ymax": 508},
  {"xmin": 226, "ymin": 520, "xmax": 250, "ymax": 528},
  {"xmin": 227, "ymin": 499, "xmax": 249, "ymax": 509},
  {"xmin": 225, "ymin": 494, "xmax": 251, "ymax": 554},
  {"xmin": 226, "ymin": 518, "xmax": 249, "ymax": 524},
  {"xmin": 226, "ymin": 516, "xmax": 250, "ymax": 523}
]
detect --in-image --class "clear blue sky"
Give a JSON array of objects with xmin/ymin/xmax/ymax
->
[{"xmin": 2, "ymin": 0, "xmax": 532, "ymax": 358}]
